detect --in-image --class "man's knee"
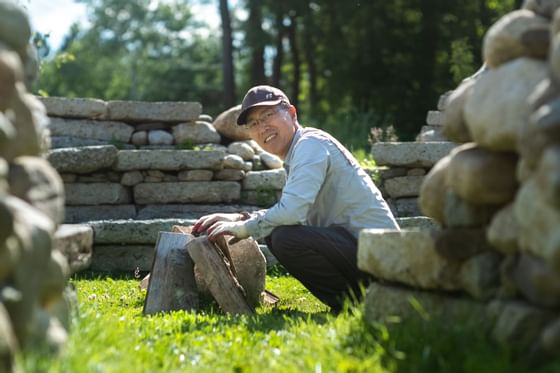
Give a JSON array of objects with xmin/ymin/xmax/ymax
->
[{"xmin": 268, "ymin": 225, "xmax": 300, "ymax": 258}]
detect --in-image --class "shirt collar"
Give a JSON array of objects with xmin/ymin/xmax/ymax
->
[{"xmin": 283, "ymin": 126, "xmax": 303, "ymax": 167}]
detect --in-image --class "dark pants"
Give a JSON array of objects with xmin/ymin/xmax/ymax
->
[{"xmin": 265, "ymin": 225, "xmax": 373, "ymax": 312}]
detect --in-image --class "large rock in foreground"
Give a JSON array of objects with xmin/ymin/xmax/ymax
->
[{"xmin": 358, "ymin": 229, "xmax": 462, "ymax": 290}]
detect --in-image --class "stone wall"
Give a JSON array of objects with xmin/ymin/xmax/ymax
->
[
  {"xmin": 369, "ymin": 89, "xmax": 459, "ymax": 218},
  {"xmin": 41, "ymin": 98, "xmax": 286, "ymax": 223},
  {"xmin": 1, "ymin": 1, "xmax": 73, "ymax": 368},
  {"xmin": 359, "ymin": 1, "xmax": 560, "ymax": 357},
  {"xmin": 371, "ymin": 141, "xmax": 457, "ymax": 217}
]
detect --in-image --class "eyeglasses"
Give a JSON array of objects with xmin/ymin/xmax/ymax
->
[{"xmin": 244, "ymin": 108, "xmax": 280, "ymax": 129}]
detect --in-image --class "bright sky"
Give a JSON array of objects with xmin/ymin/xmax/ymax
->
[{"xmin": 21, "ymin": 0, "xmax": 222, "ymax": 51}]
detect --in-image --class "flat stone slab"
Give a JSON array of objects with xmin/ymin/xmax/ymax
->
[
  {"xmin": 371, "ymin": 142, "xmax": 457, "ymax": 167},
  {"xmin": 384, "ymin": 175, "xmax": 424, "ymax": 198},
  {"xmin": 48, "ymin": 117, "xmax": 134, "ymax": 143},
  {"xmin": 358, "ymin": 229, "xmax": 461, "ymax": 290},
  {"xmin": 50, "ymin": 136, "xmax": 129, "ymax": 149},
  {"xmin": 65, "ymin": 183, "xmax": 131, "ymax": 205},
  {"xmin": 114, "ymin": 150, "xmax": 225, "ymax": 171},
  {"xmin": 363, "ymin": 281, "xmax": 488, "ymax": 325},
  {"xmin": 426, "ymin": 110, "xmax": 443, "ymax": 126},
  {"xmin": 47, "ymin": 145, "xmax": 118, "ymax": 174},
  {"xmin": 53, "ymin": 224, "xmax": 93, "ymax": 273},
  {"xmin": 64, "ymin": 205, "xmax": 137, "ymax": 223},
  {"xmin": 392, "ymin": 198, "xmax": 422, "ymax": 217},
  {"xmin": 396, "ymin": 216, "xmax": 439, "ymax": 230},
  {"xmin": 39, "ymin": 97, "xmax": 107, "ymax": 119},
  {"xmin": 136, "ymin": 204, "xmax": 261, "ymax": 219},
  {"xmin": 91, "ymin": 245, "xmax": 154, "ymax": 272},
  {"xmin": 106, "ymin": 101, "xmax": 202, "ymax": 122},
  {"xmin": 417, "ymin": 125, "xmax": 447, "ymax": 142},
  {"xmin": 134, "ymin": 181, "xmax": 240, "ymax": 204},
  {"xmin": 242, "ymin": 169, "xmax": 286, "ymax": 190},
  {"xmin": 89, "ymin": 218, "xmax": 197, "ymax": 244}
]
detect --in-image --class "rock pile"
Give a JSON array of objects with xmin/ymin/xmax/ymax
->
[
  {"xmin": 359, "ymin": 1, "xmax": 560, "ymax": 357},
  {"xmin": 417, "ymin": 92, "xmax": 449, "ymax": 142},
  {"xmin": 1, "ymin": 0, "xmax": 72, "ymax": 367}
]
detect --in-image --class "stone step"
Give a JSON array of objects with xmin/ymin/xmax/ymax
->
[
  {"xmin": 64, "ymin": 204, "xmax": 263, "ymax": 223},
  {"xmin": 85, "ymin": 216, "xmax": 434, "ymax": 246},
  {"xmin": 39, "ymin": 96, "xmax": 202, "ymax": 123},
  {"xmin": 53, "ymin": 224, "xmax": 93, "ymax": 274},
  {"xmin": 89, "ymin": 218, "xmax": 198, "ymax": 245},
  {"xmin": 371, "ymin": 141, "xmax": 457, "ymax": 168},
  {"xmin": 83, "ymin": 216, "xmax": 436, "ymax": 272}
]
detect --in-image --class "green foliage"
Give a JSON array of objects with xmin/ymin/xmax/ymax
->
[
  {"xmin": 34, "ymin": 0, "xmax": 519, "ymax": 141},
  {"xmin": 450, "ymin": 38, "xmax": 476, "ymax": 84},
  {"xmin": 36, "ymin": 0, "xmax": 223, "ymax": 113},
  {"xmin": 108, "ymin": 137, "xmax": 127, "ymax": 150},
  {"xmin": 305, "ymin": 109, "xmax": 388, "ymax": 154},
  {"xmin": 20, "ymin": 272, "xmax": 560, "ymax": 372},
  {"xmin": 254, "ymin": 187, "xmax": 278, "ymax": 207},
  {"xmin": 353, "ymin": 149, "xmax": 376, "ymax": 169},
  {"xmin": 175, "ymin": 140, "xmax": 195, "ymax": 150},
  {"xmin": 353, "ymin": 149, "xmax": 380, "ymax": 185}
]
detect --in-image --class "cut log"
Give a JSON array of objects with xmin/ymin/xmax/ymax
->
[
  {"xmin": 173, "ymin": 225, "xmax": 238, "ymax": 277},
  {"xmin": 186, "ymin": 236, "xmax": 254, "ymax": 315},
  {"xmin": 143, "ymin": 232, "xmax": 198, "ymax": 315}
]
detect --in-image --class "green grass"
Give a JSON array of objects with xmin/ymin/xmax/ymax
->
[{"xmin": 21, "ymin": 268, "xmax": 560, "ymax": 373}]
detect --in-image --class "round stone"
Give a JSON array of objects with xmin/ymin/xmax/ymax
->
[{"xmin": 0, "ymin": 0, "xmax": 31, "ymax": 50}]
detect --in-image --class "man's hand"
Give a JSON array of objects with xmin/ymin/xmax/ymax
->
[
  {"xmin": 192, "ymin": 213, "xmax": 244, "ymax": 236},
  {"xmin": 207, "ymin": 220, "xmax": 249, "ymax": 242}
]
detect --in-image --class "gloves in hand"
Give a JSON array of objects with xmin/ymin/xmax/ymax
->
[{"xmin": 207, "ymin": 220, "xmax": 249, "ymax": 242}]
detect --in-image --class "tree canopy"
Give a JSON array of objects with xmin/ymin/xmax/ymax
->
[{"xmin": 35, "ymin": 0, "xmax": 519, "ymax": 148}]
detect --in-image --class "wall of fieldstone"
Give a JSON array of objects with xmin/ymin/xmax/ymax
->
[
  {"xmin": 42, "ymin": 97, "xmax": 286, "ymax": 224},
  {"xmin": 358, "ymin": 0, "xmax": 560, "ymax": 357},
  {"xmin": 371, "ymin": 140, "xmax": 457, "ymax": 218},
  {"xmin": 1, "ymin": 1, "xmax": 73, "ymax": 369},
  {"xmin": 369, "ymin": 89, "xmax": 463, "ymax": 218}
]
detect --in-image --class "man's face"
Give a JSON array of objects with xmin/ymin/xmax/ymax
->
[{"xmin": 245, "ymin": 105, "xmax": 297, "ymax": 159}]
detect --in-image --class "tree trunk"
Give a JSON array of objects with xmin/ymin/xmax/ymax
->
[
  {"xmin": 303, "ymin": 7, "xmax": 318, "ymax": 116},
  {"xmin": 143, "ymin": 232, "xmax": 198, "ymax": 315},
  {"xmin": 287, "ymin": 14, "xmax": 301, "ymax": 108},
  {"xmin": 247, "ymin": 0, "xmax": 266, "ymax": 85},
  {"xmin": 219, "ymin": 0, "xmax": 236, "ymax": 108},
  {"xmin": 272, "ymin": 12, "xmax": 285, "ymax": 88}
]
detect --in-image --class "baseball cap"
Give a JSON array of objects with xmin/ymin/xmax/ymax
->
[{"xmin": 236, "ymin": 85, "xmax": 290, "ymax": 125}]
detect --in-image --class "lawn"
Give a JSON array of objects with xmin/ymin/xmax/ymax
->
[{"xmin": 21, "ymin": 267, "xmax": 560, "ymax": 373}]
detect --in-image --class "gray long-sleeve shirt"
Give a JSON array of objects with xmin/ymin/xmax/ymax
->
[{"xmin": 244, "ymin": 126, "xmax": 400, "ymax": 239}]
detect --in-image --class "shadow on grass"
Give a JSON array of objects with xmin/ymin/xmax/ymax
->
[
  {"xmin": 72, "ymin": 270, "xmax": 146, "ymax": 281},
  {"xmin": 75, "ymin": 270, "xmax": 331, "ymax": 333},
  {"xmin": 342, "ymin": 311, "xmax": 560, "ymax": 373},
  {"xmin": 186, "ymin": 290, "xmax": 331, "ymax": 333}
]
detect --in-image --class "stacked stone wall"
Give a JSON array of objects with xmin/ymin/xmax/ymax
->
[
  {"xmin": 359, "ymin": 1, "xmax": 560, "ymax": 357},
  {"xmin": 0, "ymin": 1, "xmax": 73, "ymax": 367},
  {"xmin": 370, "ymin": 89, "xmax": 460, "ymax": 218},
  {"xmin": 371, "ymin": 141, "xmax": 457, "ymax": 218},
  {"xmin": 42, "ymin": 98, "xmax": 286, "ymax": 223}
]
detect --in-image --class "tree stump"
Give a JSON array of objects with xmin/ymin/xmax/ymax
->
[
  {"xmin": 186, "ymin": 236, "xmax": 254, "ymax": 315},
  {"xmin": 143, "ymin": 232, "xmax": 198, "ymax": 315}
]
